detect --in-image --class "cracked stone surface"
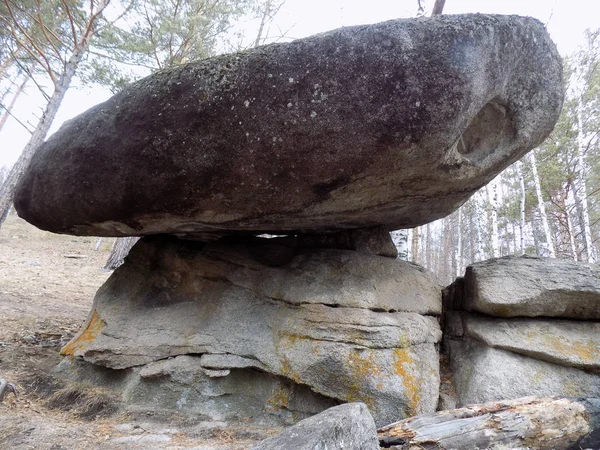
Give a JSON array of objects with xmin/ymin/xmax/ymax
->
[
  {"xmin": 15, "ymin": 14, "xmax": 563, "ymax": 238},
  {"xmin": 460, "ymin": 256, "xmax": 600, "ymax": 319},
  {"xmin": 59, "ymin": 235, "xmax": 442, "ymax": 426}
]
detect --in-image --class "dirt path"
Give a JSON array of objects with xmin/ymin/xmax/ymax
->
[{"xmin": 0, "ymin": 214, "xmax": 277, "ymax": 449}]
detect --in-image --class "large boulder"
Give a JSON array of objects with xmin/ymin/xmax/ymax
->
[
  {"xmin": 15, "ymin": 15, "xmax": 563, "ymax": 238},
  {"xmin": 250, "ymin": 403, "xmax": 379, "ymax": 450},
  {"xmin": 59, "ymin": 235, "xmax": 442, "ymax": 426}
]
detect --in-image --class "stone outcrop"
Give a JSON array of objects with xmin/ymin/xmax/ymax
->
[
  {"xmin": 251, "ymin": 403, "xmax": 379, "ymax": 450},
  {"xmin": 14, "ymin": 15, "xmax": 563, "ymax": 238},
  {"xmin": 460, "ymin": 255, "xmax": 600, "ymax": 318},
  {"xmin": 444, "ymin": 256, "xmax": 600, "ymax": 407},
  {"xmin": 59, "ymin": 235, "xmax": 442, "ymax": 426}
]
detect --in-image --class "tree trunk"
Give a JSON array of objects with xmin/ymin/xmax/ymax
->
[
  {"xmin": 391, "ymin": 230, "xmax": 410, "ymax": 260},
  {"xmin": 411, "ymin": 226, "xmax": 419, "ymax": 264},
  {"xmin": 517, "ymin": 161, "xmax": 526, "ymax": 255},
  {"xmin": 104, "ymin": 237, "xmax": 139, "ymax": 270},
  {"xmin": 575, "ymin": 95, "xmax": 596, "ymax": 263},
  {"xmin": 431, "ymin": 0, "xmax": 446, "ymax": 16},
  {"xmin": 486, "ymin": 179, "xmax": 500, "ymax": 258},
  {"xmin": 378, "ymin": 397, "xmax": 600, "ymax": 450},
  {"xmin": 530, "ymin": 152, "xmax": 555, "ymax": 257},
  {"xmin": 0, "ymin": 47, "xmax": 86, "ymax": 228},
  {"xmin": 566, "ymin": 187, "xmax": 580, "ymax": 260}
]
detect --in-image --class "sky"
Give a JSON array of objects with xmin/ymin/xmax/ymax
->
[{"xmin": 1, "ymin": 0, "xmax": 599, "ymax": 168}]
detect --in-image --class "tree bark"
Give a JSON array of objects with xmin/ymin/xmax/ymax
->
[
  {"xmin": 575, "ymin": 95, "xmax": 596, "ymax": 263},
  {"xmin": 517, "ymin": 161, "xmax": 526, "ymax": 255},
  {"xmin": 486, "ymin": 179, "xmax": 500, "ymax": 258},
  {"xmin": 431, "ymin": 0, "xmax": 446, "ymax": 16},
  {"xmin": 530, "ymin": 152, "xmax": 556, "ymax": 257},
  {"xmin": 378, "ymin": 397, "xmax": 600, "ymax": 450},
  {"xmin": 104, "ymin": 237, "xmax": 139, "ymax": 270}
]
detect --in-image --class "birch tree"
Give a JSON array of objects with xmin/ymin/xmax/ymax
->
[{"xmin": 529, "ymin": 151, "xmax": 556, "ymax": 257}]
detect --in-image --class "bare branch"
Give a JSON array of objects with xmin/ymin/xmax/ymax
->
[{"xmin": 60, "ymin": 0, "xmax": 80, "ymax": 48}]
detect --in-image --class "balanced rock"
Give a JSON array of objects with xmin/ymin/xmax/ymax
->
[
  {"xmin": 59, "ymin": 235, "xmax": 442, "ymax": 426},
  {"xmin": 15, "ymin": 15, "xmax": 563, "ymax": 237}
]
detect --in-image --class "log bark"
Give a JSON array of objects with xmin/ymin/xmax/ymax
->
[
  {"xmin": 378, "ymin": 396, "xmax": 600, "ymax": 450},
  {"xmin": 104, "ymin": 236, "xmax": 139, "ymax": 270}
]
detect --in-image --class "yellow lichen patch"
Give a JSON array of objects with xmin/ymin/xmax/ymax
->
[
  {"xmin": 393, "ymin": 348, "xmax": 422, "ymax": 415},
  {"xmin": 344, "ymin": 349, "xmax": 381, "ymax": 408},
  {"xmin": 267, "ymin": 384, "xmax": 290, "ymax": 410},
  {"xmin": 540, "ymin": 334, "xmax": 597, "ymax": 364},
  {"xmin": 60, "ymin": 310, "xmax": 105, "ymax": 356}
]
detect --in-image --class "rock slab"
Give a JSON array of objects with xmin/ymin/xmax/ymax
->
[
  {"xmin": 460, "ymin": 256, "xmax": 600, "ymax": 319},
  {"xmin": 60, "ymin": 235, "xmax": 442, "ymax": 426},
  {"xmin": 15, "ymin": 15, "xmax": 563, "ymax": 237},
  {"xmin": 251, "ymin": 403, "xmax": 379, "ymax": 450}
]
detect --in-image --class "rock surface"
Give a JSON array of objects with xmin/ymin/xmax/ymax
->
[
  {"xmin": 15, "ymin": 15, "xmax": 563, "ymax": 237},
  {"xmin": 458, "ymin": 314, "xmax": 600, "ymax": 370},
  {"xmin": 250, "ymin": 403, "xmax": 379, "ymax": 450},
  {"xmin": 460, "ymin": 256, "xmax": 600, "ymax": 318},
  {"xmin": 59, "ymin": 235, "xmax": 442, "ymax": 426},
  {"xmin": 447, "ymin": 340, "xmax": 600, "ymax": 406}
]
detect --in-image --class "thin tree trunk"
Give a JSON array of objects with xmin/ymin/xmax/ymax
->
[
  {"xmin": 104, "ymin": 236, "xmax": 139, "ymax": 270},
  {"xmin": 254, "ymin": 0, "xmax": 272, "ymax": 48},
  {"xmin": 566, "ymin": 188, "xmax": 579, "ymax": 260},
  {"xmin": 0, "ymin": 47, "xmax": 85, "ymax": 228},
  {"xmin": 431, "ymin": 0, "xmax": 446, "ymax": 15},
  {"xmin": 575, "ymin": 95, "xmax": 596, "ymax": 263},
  {"xmin": 530, "ymin": 152, "xmax": 555, "ymax": 257},
  {"xmin": 0, "ymin": 74, "xmax": 28, "ymax": 133},
  {"xmin": 517, "ymin": 161, "xmax": 526, "ymax": 255},
  {"xmin": 486, "ymin": 179, "xmax": 500, "ymax": 258},
  {"xmin": 411, "ymin": 226, "xmax": 419, "ymax": 264}
]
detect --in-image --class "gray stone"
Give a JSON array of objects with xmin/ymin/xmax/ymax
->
[
  {"xmin": 250, "ymin": 403, "xmax": 379, "ymax": 450},
  {"xmin": 59, "ymin": 235, "xmax": 442, "ymax": 426},
  {"xmin": 15, "ymin": 15, "xmax": 563, "ymax": 238},
  {"xmin": 462, "ymin": 256, "xmax": 600, "ymax": 319},
  {"xmin": 448, "ymin": 339, "xmax": 600, "ymax": 406},
  {"xmin": 461, "ymin": 314, "xmax": 600, "ymax": 370}
]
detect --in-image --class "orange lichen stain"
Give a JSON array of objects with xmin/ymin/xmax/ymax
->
[
  {"xmin": 60, "ymin": 310, "xmax": 105, "ymax": 356},
  {"xmin": 345, "ymin": 349, "xmax": 380, "ymax": 408},
  {"xmin": 267, "ymin": 384, "xmax": 290, "ymax": 410},
  {"xmin": 540, "ymin": 335, "xmax": 596, "ymax": 363},
  {"xmin": 393, "ymin": 348, "xmax": 422, "ymax": 415}
]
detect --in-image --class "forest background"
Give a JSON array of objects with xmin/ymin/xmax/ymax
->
[{"xmin": 0, "ymin": 0, "xmax": 599, "ymax": 285}]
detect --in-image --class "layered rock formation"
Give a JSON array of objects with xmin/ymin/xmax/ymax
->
[
  {"xmin": 444, "ymin": 256, "xmax": 600, "ymax": 406},
  {"xmin": 58, "ymin": 235, "xmax": 442, "ymax": 426},
  {"xmin": 15, "ymin": 14, "xmax": 562, "ymax": 238}
]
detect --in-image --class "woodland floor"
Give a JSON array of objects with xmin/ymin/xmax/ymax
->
[{"xmin": 0, "ymin": 213, "xmax": 279, "ymax": 449}]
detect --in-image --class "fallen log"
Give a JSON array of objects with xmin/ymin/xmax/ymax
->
[{"xmin": 378, "ymin": 397, "xmax": 600, "ymax": 450}]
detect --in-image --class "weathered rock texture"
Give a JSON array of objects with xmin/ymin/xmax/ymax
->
[
  {"xmin": 251, "ymin": 402, "xmax": 379, "ymax": 450},
  {"xmin": 59, "ymin": 235, "xmax": 442, "ymax": 426},
  {"xmin": 460, "ymin": 255, "xmax": 600, "ymax": 319},
  {"xmin": 444, "ymin": 256, "xmax": 600, "ymax": 407},
  {"xmin": 15, "ymin": 15, "xmax": 563, "ymax": 238}
]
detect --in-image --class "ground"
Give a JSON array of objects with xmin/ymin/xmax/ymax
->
[{"xmin": 0, "ymin": 213, "xmax": 279, "ymax": 449}]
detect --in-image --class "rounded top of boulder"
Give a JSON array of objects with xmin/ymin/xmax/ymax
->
[{"xmin": 15, "ymin": 14, "xmax": 563, "ymax": 238}]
